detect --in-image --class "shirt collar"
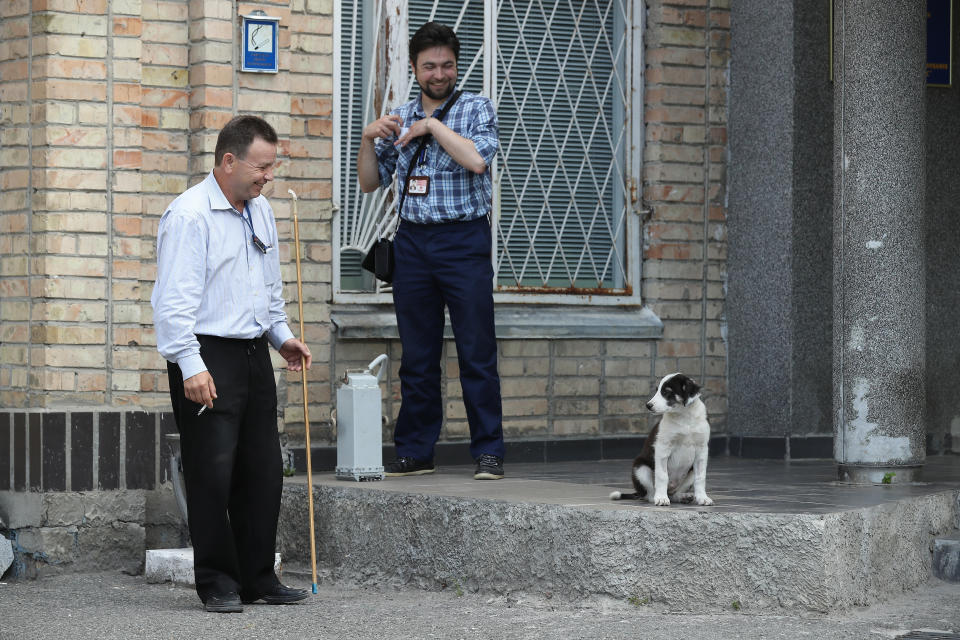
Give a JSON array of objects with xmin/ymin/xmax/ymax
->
[
  {"xmin": 414, "ymin": 90, "xmax": 458, "ymax": 118},
  {"xmin": 203, "ymin": 171, "xmax": 244, "ymax": 215}
]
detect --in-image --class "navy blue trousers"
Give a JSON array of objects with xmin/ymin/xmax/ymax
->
[{"xmin": 391, "ymin": 216, "xmax": 504, "ymax": 462}]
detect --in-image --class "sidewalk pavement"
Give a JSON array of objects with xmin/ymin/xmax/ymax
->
[{"xmin": 0, "ymin": 570, "xmax": 957, "ymax": 640}]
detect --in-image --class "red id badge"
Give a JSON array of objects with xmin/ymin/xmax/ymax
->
[{"xmin": 405, "ymin": 175, "xmax": 430, "ymax": 196}]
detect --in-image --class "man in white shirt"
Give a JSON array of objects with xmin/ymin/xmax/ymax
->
[{"xmin": 151, "ymin": 115, "xmax": 310, "ymax": 613}]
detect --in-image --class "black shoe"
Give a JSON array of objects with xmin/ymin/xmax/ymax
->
[
  {"xmin": 473, "ymin": 454, "xmax": 504, "ymax": 480},
  {"xmin": 203, "ymin": 592, "xmax": 243, "ymax": 613},
  {"xmin": 241, "ymin": 584, "xmax": 309, "ymax": 605},
  {"xmin": 384, "ymin": 457, "xmax": 436, "ymax": 476}
]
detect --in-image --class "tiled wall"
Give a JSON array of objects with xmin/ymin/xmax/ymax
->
[{"xmin": 0, "ymin": 411, "xmax": 178, "ymax": 493}]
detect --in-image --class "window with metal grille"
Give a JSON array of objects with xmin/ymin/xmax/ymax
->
[{"xmin": 333, "ymin": 0, "xmax": 640, "ymax": 305}]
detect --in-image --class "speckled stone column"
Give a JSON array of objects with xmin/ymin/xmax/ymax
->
[{"xmin": 833, "ymin": 0, "xmax": 926, "ymax": 482}]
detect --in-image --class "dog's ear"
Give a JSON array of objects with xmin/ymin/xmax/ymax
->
[{"xmin": 683, "ymin": 377, "xmax": 701, "ymax": 403}]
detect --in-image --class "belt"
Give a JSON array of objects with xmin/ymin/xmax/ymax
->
[
  {"xmin": 400, "ymin": 214, "xmax": 488, "ymax": 227},
  {"xmin": 196, "ymin": 334, "xmax": 266, "ymax": 354}
]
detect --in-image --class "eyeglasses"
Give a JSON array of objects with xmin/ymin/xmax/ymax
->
[{"xmin": 238, "ymin": 158, "xmax": 280, "ymax": 174}]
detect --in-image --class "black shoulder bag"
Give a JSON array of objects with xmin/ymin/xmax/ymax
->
[{"xmin": 362, "ymin": 90, "xmax": 463, "ymax": 283}]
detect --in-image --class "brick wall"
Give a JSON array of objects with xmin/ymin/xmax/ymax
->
[
  {"xmin": 0, "ymin": 1, "xmax": 31, "ymax": 408},
  {"xmin": 0, "ymin": 0, "xmax": 733, "ymax": 464},
  {"xmin": 641, "ymin": 0, "xmax": 729, "ymax": 423},
  {"xmin": 0, "ymin": 0, "xmax": 334, "ymax": 421}
]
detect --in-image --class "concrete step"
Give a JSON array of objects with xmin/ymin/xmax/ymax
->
[
  {"xmin": 275, "ymin": 457, "xmax": 960, "ymax": 612},
  {"xmin": 933, "ymin": 532, "xmax": 960, "ymax": 582},
  {"xmin": 144, "ymin": 548, "xmax": 281, "ymax": 585}
]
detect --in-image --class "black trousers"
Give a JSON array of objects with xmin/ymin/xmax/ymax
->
[{"xmin": 167, "ymin": 334, "xmax": 282, "ymax": 602}]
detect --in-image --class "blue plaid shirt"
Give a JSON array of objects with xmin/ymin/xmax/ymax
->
[{"xmin": 375, "ymin": 91, "xmax": 498, "ymax": 224}]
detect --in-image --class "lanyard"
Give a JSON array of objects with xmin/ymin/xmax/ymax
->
[
  {"xmin": 241, "ymin": 204, "xmax": 257, "ymax": 236},
  {"xmin": 415, "ymin": 135, "xmax": 428, "ymax": 168},
  {"xmin": 241, "ymin": 204, "xmax": 270, "ymax": 254}
]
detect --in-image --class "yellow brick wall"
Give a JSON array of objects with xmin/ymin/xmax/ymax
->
[
  {"xmin": 0, "ymin": 0, "xmax": 334, "ymax": 418},
  {"xmin": 642, "ymin": 0, "xmax": 729, "ymax": 419},
  {"xmin": 0, "ymin": 0, "xmax": 729, "ymax": 449}
]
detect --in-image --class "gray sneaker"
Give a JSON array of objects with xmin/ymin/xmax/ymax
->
[
  {"xmin": 384, "ymin": 457, "xmax": 436, "ymax": 476},
  {"xmin": 473, "ymin": 454, "xmax": 504, "ymax": 480}
]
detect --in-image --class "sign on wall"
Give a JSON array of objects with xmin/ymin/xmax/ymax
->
[
  {"xmin": 241, "ymin": 12, "xmax": 280, "ymax": 73},
  {"xmin": 927, "ymin": 0, "xmax": 953, "ymax": 86}
]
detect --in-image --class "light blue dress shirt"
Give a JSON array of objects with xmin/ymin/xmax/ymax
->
[{"xmin": 151, "ymin": 171, "xmax": 294, "ymax": 381}]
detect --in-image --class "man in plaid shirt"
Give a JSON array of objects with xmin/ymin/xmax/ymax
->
[{"xmin": 357, "ymin": 22, "xmax": 505, "ymax": 480}]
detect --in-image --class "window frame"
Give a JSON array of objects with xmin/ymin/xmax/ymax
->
[{"xmin": 332, "ymin": 0, "xmax": 644, "ymax": 306}]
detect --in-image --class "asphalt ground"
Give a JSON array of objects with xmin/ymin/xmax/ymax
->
[{"xmin": 0, "ymin": 571, "xmax": 957, "ymax": 640}]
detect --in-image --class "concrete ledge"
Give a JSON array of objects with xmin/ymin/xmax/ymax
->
[
  {"xmin": 0, "ymin": 488, "xmax": 181, "ymax": 579},
  {"xmin": 0, "ymin": 533, "xmax": 12, "ymax": 577},
  {"xmin": 145, "ymin": 548, "xmax": 195, "ymax": 585},
  {"xmin": 276, "ymin": 462, "xmax": 959, "ymax": 612},
  {"xmin": 145, "ymin": 548, "xmax": 282, "ymax": 585},
  {"xmin": 331, "ymin": 306, "xmax": 664, "ymax": 340}
]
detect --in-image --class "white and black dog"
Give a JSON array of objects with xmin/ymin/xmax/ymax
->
[{"xmin": 610, "ymin": 373, "xmax": 713, "ymax": 506}]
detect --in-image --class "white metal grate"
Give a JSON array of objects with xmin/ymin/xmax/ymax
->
[{"xmin": 494, "ymin": 0, "xmax": 631, "ymax": 298}]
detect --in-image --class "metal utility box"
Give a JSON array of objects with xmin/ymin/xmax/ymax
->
[{"xmin": 335, "ymin": 354, "xmax": 387, "ymax": 481}]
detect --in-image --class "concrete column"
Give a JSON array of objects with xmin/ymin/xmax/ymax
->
[
  {"xmin": 728, "ymin": 0, "xmax": 834, "ymax": 445},
  {"xmin": 833, "ymin": 0, "xmax": 926, "ymax": 482}
]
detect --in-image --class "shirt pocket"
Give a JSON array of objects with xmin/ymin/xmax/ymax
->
[{"xmin": 262, "ymin": 251, "xmax": 281, "ymax": 288}]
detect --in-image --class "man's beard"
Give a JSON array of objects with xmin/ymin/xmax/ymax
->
[{"xmin": 418, "ymin": 78, "xmax": 455, "ymax": 101}]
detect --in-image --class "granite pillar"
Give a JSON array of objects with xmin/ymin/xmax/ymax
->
[
  {"xmin": 727, "ymin": 0, "xmax": 833, "ymax": 444},
  {"xmin": 832, "ymin": 0, "xmax": 926, "ymax": 482}
]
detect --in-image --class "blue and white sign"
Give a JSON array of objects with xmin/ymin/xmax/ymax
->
[{"xmin": 241, "ymin": 13, "xmax": 280, "ymax": 73}]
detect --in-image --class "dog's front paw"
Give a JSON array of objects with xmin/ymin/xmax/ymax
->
[
  {"xmin": 694, "ymin": 494, "xmax": 714, "ymax": 506},
  {"xmin": 653, "ymin": 494, "xmax": 670, "ymax": 506}
]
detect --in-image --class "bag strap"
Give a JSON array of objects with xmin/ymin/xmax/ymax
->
[{"xmin": 394, "ymin": 90, "xmax": 463, "ymax": 225}]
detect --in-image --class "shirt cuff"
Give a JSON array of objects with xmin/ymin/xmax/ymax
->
[
  {"xmin": 378, "ymin": 162, "xmax": 395, "ymax": 189},
  {"xmin": 474, "ymin": 137, "xmax": 498, "ymax": 166},
  {"xmin": 177, "ymin": 353, "xmax": 207, "ymax": 382},
  {"xmin": 267, "ymin": 323, "xmax": 296, "ymax": 352}
]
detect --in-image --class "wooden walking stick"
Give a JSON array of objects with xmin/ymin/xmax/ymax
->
[{"xmin": 288, "ymin": 189, "xmax": 318, "ymax": 594}]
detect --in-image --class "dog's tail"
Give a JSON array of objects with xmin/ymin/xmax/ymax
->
[{"xmin": 609, "ymin": 490, "xmax": 642, "ymax": 500}]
